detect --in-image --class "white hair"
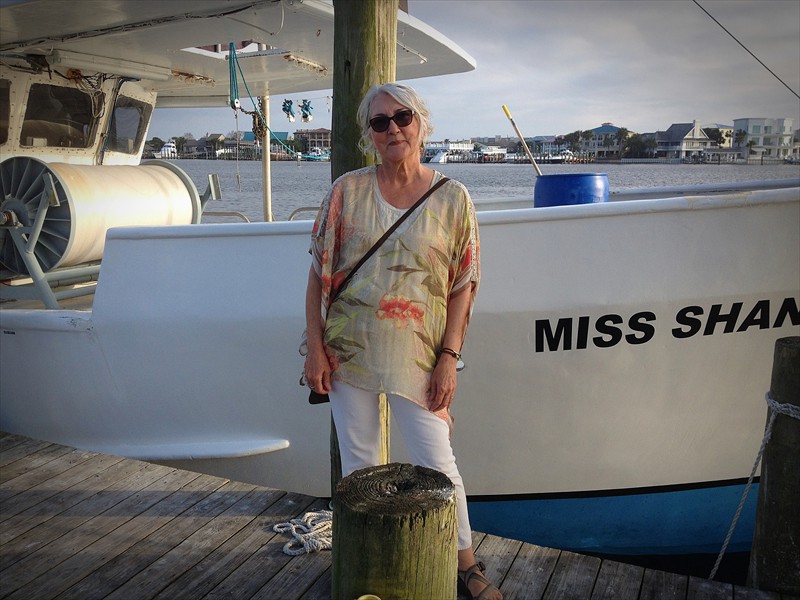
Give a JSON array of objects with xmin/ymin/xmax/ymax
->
[{"xmin": 356, "ymin": 82, "xmax": 433, "ymax": 157}]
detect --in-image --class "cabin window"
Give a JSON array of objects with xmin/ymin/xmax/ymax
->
[
  {"xmin": 0, "ymin": 79, "xmax": 9, "ymax": 144},
  {"xmin": 106, "ymin": 96, "xmax": 153, "ymax": 155},
  {"xmin": 20, "ymin": 83, "xmax": 98, "ymax": 148}
]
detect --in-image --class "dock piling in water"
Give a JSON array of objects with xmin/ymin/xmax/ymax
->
[{"xmin": 748, "ymin": 336, "xmax": 800, "ymax": 594}]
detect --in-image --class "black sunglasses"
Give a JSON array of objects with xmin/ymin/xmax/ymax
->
[{"xmin": 369, "ymin": 109, "xmax": 415, "ymax": 133}]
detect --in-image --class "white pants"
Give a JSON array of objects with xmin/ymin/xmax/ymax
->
[{"xmin": 330, "ymin": 381, "xmax": 473, "ymax": 550}]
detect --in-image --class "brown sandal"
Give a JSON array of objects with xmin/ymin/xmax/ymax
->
[{"xmin": 457, "ymin": 561, "xmax": 501, "ymax": 600}]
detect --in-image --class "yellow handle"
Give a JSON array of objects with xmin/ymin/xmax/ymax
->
[{"xmin": 501, "ymin": 104, "xmax": 543, "ymax": 176}]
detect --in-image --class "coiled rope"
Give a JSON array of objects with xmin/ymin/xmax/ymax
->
[
  {"xmin": 708, "ymin": 391, "xmax": 800, "ymax": 580},
  {"xmin": 273, "ymin": 509, "xmax": 333, "ymax": 556}
]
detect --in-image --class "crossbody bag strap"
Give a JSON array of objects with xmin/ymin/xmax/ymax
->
[{"xmin": 333, "ymin": 176, "xmax": 450, "ymax": 300}]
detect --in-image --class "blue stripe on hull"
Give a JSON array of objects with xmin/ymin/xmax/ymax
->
[{"xmin": 467, "ymin": 482, "xmax": 757, "ymax": 555}]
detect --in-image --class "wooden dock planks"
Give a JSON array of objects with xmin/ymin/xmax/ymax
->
[{"xmin": 1, "ymin": 432, "xmax": 796, "ymax": 600}]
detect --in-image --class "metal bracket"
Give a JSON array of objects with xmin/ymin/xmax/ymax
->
[{"xmin": 1, "ymin": 197, "xmax": 99, "ymax": 309}]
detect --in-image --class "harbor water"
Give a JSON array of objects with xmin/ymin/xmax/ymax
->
[{"xmin": 167, "ymin": 159, "xmax": 800, "ymax": 223}]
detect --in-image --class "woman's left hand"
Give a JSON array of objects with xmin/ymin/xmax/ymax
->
[{"xmin": 427, "ymin": 354, "xmax": 458, "ymax": 412}]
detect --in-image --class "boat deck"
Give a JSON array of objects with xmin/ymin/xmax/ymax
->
[{"xmin": 0, "ymin": 432, "xmax": 791, "ymax": 600}]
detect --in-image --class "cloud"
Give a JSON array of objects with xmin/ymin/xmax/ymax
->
[
  {"xmin": 405, "ymin": 0, "xmax": 800, "ymax": 138},
  {"xmin": 151, "ymin": 0, "xmax": 800, "ymax": 141}
]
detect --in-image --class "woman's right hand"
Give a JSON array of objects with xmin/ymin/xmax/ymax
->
[
  {"xmin": 305, "ymin": 265, "xmax": 334, "ymax": 393},
  {"xmin": 305, "ymin": 343, "xmax": 334, "ymax": 394}
]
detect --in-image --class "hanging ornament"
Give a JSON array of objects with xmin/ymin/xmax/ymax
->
[
  {"xmin": 282, "ymin": 99, "xmax": 296, "ymax": 122},
  {"xmin": 300, "ymin": 99, "xmax": 313, "ymax": 123}
]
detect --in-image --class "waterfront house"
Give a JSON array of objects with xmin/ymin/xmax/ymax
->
[
  {"xmin": 182, "ymin": 134, "xmax": 224, "ymax": 159},
  {"xmin": 582, "ymin": 123, "xmax": 625, "ymax": 158},
  {"xmin": 526, "ymin": 135, "xmax": 564, "ymax": 155},
  {"xmin": 702, "ymin": 123, "xmax": 734, "ymax": 149},
  {"xmin": 294, "ymin": 127, "xmax": 331, "ymax": 154},
  {"xmin": 654, "ymin": 120, "xmax": 714, "ymax": 160},
  {"xmin": 182, "ymin": 137, "xmax": 200, "ymax": 157},
  {"xmin": 204, "ymin": 133, "xmax": 226, "ymax": 156},
  {"xmin": 733, "ymin": 117, "xmax": 796, "ymax": 158},
  {"xmin": 217, "ymin": 132, "xmax": 261, "ymax": 159}
]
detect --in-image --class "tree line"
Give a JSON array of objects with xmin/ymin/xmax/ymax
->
[
  {"xmin": 146, "ymin": 131, "xmax": 310, "ymax": 156},
  {"xmin": 549, "ymin": 127, "xmax": 755, "ymax": 158}
]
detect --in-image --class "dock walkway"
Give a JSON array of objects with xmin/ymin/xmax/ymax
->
[{"xmin": 0, "ymin": 432, "xmax": 792, "ymax": 600}]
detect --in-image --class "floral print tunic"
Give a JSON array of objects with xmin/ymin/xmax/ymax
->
[{"xmin": 310, "ymin": 166, "xmax": 480, "ymax": 422}]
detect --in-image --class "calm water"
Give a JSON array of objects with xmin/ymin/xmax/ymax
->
[{"xmin": 169, "ymin": 159, "xmax": 800, "ymax": 223}]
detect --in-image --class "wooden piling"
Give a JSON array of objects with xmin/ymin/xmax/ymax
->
[
  {"xmin": 332, "ymin": 463, "xmax": 458, "ymax": 600},
  {"xmin": 331, "ymin": 0, "xmax": 398, "ymax": 181},
  {"xmin": 747, "ymin": 336, "xmax": 800, "ymax": 594},
  {"xmin": 328, "ymin": 0, "xmax": 398, "ymax": 495}
]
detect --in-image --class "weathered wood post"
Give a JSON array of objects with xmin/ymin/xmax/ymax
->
[
  {"xmin": 328, "ymin": 0, "xmax": 398, "ymax": 494},
  {"xmin": 748, "ymin": 336, "xmax": 800, "ymax": 594},
  {"xmin": 332, "ymin": 463, "xmax": 458, "ymax": 600},
  {"xmin": 331, "ymin": 0, "xmax": 398, "ymax": 180}
]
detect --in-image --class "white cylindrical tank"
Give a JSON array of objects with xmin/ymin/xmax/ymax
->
[{"xmin": 0, "ymin": 157, "xmax": 201, "ymax": 274}]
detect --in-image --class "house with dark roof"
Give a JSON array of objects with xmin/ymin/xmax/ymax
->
[
  {"xmin": 218, "ymin": 131, "xmax": 261, "ymax": 159},
  {"xmin": 654, "ymin": 120, "xmax": 714, "ymax": 159}
]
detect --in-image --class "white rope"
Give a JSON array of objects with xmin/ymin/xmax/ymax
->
[
  {"xmin": 272, "ymin": 509, "xmax": 333, "ymax": 556},
  {"xmin": 709, "ymin": 391, "xmax": 800, "ymax": 580}
]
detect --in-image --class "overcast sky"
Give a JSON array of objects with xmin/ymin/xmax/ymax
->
[{"xmin": 149, "ymin": 0, "xmax": 800, "ymax": 141}]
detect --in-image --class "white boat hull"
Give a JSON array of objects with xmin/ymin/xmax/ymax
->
[{"xmin": 1, "ymin": 185, "xmax": 798, "ymax": 554}]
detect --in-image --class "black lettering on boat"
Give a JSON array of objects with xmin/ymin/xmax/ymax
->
[
  {"xmin": 576, "ymin": 315, "xmax": 591, "ymax": 350},
  {"xmin": 773, "ymin": 296, "xmax": 800, "ymax": 328},
  {"xmin": 536, "ymin": 318, "xmax": 574, "ymax": 352},
  {"xmin": 736, "ymin": 299, "xmax": 771, "ymax": 332},
  {"xmin": 673, "ymin": 306, "xmax": 703, "ymax": 339},
  {"xmin": 593, "ymin": 314, "xmax": 624, "ymax": 348},
  {"xmin": 536, "ymin": 298, "xmax": 798, "ymax": 352},
  {"xmin": 626, "ymin": 311, "xmax": 656, "ymax": 344},
  {"xmin": 536, "ymin": 313, "xmax": 654, "ymax": 352},
  {"xmin": 703, "ymin": 302, "xmax": 743, "ymax": 335}
]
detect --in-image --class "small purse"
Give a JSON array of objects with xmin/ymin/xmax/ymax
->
[
  {"xmin": 308, "ymin": 390, "xmax": 331, "ymax": 404},
  {"xmin": 305, "ymin": 177, "xmax": 450, "ymax": 404}
]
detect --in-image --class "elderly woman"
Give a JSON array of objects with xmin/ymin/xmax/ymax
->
[{"xmin": 304, "ymin": 82, "xmax": 502, "ymax": 600}]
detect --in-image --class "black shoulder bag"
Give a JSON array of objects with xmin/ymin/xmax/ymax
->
[{"xmin": 308, "ymin": 177, "xmax": 450, "ymax": 404}]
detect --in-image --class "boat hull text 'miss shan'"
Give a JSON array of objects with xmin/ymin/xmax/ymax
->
[{"xmin": 1, "ymin": 0, "xmax": 799, "ymax": 558}]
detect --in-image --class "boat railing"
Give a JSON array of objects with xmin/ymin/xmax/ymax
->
[
  {"xmin": 202, "ymin": 211, "xmax": 251, "ymax": 223},
  {"xmin": 288, "ymin": 207, "xmax": 320, "ymax": 221}
]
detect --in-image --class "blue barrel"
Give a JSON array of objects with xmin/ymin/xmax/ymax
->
[{"xmin": 534, "ymin": 173, "xmax": 609, "ymax": 207}]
